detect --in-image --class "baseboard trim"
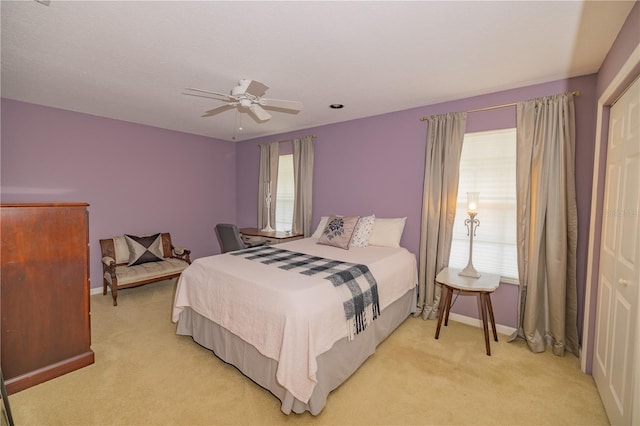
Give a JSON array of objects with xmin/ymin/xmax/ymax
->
[
  {"xmin": 447, "ymin": 312, "xmax": 517, "ymax": 337},
  {"xmin": 90, "ymin": 286, "xmax": 103, "ymax": 296}
]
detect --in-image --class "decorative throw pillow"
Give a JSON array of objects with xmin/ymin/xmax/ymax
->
[
  {"xmin": 317, "ymin": 215, "xmax": 360, "ymax": 249},
  {"xmin": 124, "ymin": 233, "xmax": 164, "ymax": 266},
  {"xmin": 312, "ymin": 216, "xmax": 330, "ymax": 238},
  {"xmin": 368, "ymin": 217, "xmax": 407, "ymax": 248},
  {"xmin": 350, "ymin": 215, "xmax": 376, "ymax": 248}
]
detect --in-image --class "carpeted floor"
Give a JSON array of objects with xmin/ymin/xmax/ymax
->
[{"xmin": 7, "ymin": 279, "xmax": 609, "ymax": 425}]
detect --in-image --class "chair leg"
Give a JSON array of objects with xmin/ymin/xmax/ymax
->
[
  {"xmin": 111, "ymin": 283, "xmax": 118, "ymax": 306},
  {"xmin": 0, "ymin": 368, "xmax": 15, "ymax": 426}
]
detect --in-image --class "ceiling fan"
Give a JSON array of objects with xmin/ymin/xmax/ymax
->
[{"xmin": 184, "ymin": 79, "xmax": 303, "ymax": 122}]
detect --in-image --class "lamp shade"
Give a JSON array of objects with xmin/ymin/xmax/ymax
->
[{"xmin": 467, "ymin": 192, "xmax": 479, "ymax": 214}]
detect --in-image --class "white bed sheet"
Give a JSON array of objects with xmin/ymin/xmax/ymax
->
[{"xmin": 172, "ymin": 237, "xmax": 417, "ymax": 403}]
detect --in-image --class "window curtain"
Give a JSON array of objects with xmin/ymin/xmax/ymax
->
[
  {"xmin": 510, "ymin": 93, "xmax": 579, "ymax": 356},
  {"xmin": 415, "ymin": 112, "xmax": 467, "ymax": 320},
  {"xmin": 292, "ymin": 135, "xmax": 314, "ymax": 236},
  {"xmin": 258, "ymin": 142, "xmax": 279, "ymax": 230}
]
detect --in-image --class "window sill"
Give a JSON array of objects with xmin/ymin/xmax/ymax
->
[{"xmin": 500, "ymin": 276, "xmax": 520, "ymax": 286}]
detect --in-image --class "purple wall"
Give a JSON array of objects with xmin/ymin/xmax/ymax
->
[
  {"xmin": 236, "ymin": 75, "xmax": 598, "ymax": 332},
  {"xmin": 596, "ymin": 2, "xmax": 640, "ymax": 97},
  {"xmin": 1, "ymin": 99, "xmax": 236, "ymax": 293}
]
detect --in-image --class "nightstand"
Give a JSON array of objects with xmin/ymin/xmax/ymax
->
[{"xmin": 434, "ymin": 267, "xmax": 500, "ymax": 355}]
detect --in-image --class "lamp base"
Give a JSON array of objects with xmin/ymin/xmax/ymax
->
[
  {"xmin": 458, "ymin": 265, "xmax": 481, "ymax": 278},
  {"xmin": 261, "ymin": 225, "xmax": 275, "ymax": 232}
]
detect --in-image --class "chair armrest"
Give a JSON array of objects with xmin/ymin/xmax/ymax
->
[
  {"xmin": 172, "ymin": 246, "xmax": 191, "ymax": 264},
  {"xmin": 101, "ymin": 256, "xmax": 117, "ymax": 277}
]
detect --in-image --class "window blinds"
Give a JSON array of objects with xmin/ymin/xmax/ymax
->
[
  {"xmin": 275, "ymin": 154, "xmax": 295, "ymax": 232},
  {"xmin": 448, "ymin": 128, "xmax": 519, "ymax": 281}
]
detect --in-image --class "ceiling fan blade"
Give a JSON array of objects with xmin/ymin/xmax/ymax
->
[
  {"xmin": 259, "ymin": 98, "xmax": 303, "ymax": 111},
  {"xmin": 184, "ymin": 88, "xmax": 235, "ymax": 101},
  {"xmin": 183, "ymin": 92, "xmax": 230, "ymax": 102},
  {"xmin": 201, "ymin": 104, "xmax": 237, "ymax": 117},
  {"xmin": 245, "ymin": 80, "xmax": 269, "ymax": 98},
  {"xmin": 249, "ymin": 104, "xmax": 272, "ymax": 122}
]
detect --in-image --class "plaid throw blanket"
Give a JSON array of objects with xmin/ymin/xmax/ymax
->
[{"xmin": 231, "ymin": 245, "xmax": 380, "ymax": 340}]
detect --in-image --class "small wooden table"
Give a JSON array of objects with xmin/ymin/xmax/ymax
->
[
  {"xmin": 434, "ymin": 267, "xmax": 500, "ymax": 355},
  {"xmin": 239, "ymin": 227, "xmax": 304, "ymax": 245}
]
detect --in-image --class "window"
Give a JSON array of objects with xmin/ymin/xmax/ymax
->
[
  {"xmin": 448, "ymin": 128, "xmax": 518, "ymax": 281},
  {"xmin": 275, "ymin": 154, "xmax": 294, "ymax": 232}
]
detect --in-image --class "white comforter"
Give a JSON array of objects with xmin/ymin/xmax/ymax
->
[{"xmin": 172, "ymin": 238, "xmax": 417, "ymax": 403}]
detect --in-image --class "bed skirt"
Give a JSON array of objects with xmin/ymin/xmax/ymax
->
[{"xmin": 175, "ymin": 287, "xmax": 416, "ymax": 415}]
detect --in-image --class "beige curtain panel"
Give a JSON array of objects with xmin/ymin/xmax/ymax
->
[
  {"xmin": 416, "ymin": 112, "xmax": 467, "ymax": 320},
  {"xmin": 292, "ymin": 135, "xmax": 314, "ymax": 237},
  {"xmin": 511, "ymin": 93, "xmax": 579, "ymax": 356},
  {"xmin": 258, "ymin": 141, "xmax": 279, "ymax": 230}
]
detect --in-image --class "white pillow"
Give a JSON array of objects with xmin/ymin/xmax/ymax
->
[
  {"xmin": 350, "ymin": 215, "xmax": 375, "ymax": 247},
  {"xmin": 312, "ymin": 216, "xmax": 330, "ymax": 238},
  {"xmin": 368, "ymin": 217, "xmax": 407, "ymax": 248}
]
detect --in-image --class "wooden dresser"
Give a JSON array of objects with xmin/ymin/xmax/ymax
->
[{"xmin": 1, "ymin": 203, "xmax": 94, "ymax": 394}]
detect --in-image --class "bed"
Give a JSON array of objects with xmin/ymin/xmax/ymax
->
[{"xmin": 172, "ymin": 236, "xmax": 417, "ymax": 415}]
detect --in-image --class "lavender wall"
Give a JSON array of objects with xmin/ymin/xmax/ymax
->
[
  {"xmin": 236, "ymin": 75, "xmax": 598, "ymax": 332},
  {"xmin": 1, "ymin": 99, "xmax": 236, "ymax": 293},
  {"xmin": 596, "ymin": 2, "xmax": 640, "ymax": 97}
]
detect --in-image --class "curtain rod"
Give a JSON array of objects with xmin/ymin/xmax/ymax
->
[
  {"xmin": 259, "ymin": 134, "xmax": 316, "ymax": 146},
  {"xmin": 419, "ymin": 90, "xmax": 581, "ymax": 122},
  {"xmin": 277, "ymin": 134, "xmax": 316, "ymax": 143}
]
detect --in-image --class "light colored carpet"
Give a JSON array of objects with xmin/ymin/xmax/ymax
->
[{"xmin": 8, "ymin": 279, "xmax": 609, "ymax": 425}]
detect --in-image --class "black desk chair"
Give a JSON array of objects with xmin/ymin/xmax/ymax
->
[{"xmin": 215, "ymin": 223, "xmax": 266, "ymax": 253}]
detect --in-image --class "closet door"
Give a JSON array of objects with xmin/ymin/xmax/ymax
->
[{"xmin": 592, "ymin": 76, "xmax": 639, "ymax": 426}]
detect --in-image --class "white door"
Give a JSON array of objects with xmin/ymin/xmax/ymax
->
[{"xmin": 593, "ymin": 76, "xmax": 640, "ymax": 426}]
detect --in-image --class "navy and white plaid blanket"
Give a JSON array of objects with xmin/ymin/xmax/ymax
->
[{"xmin": 231, "ymin": 245, "xmax": 380, "ymax": 340}]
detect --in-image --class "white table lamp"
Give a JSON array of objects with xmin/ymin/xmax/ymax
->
[
  {"xmin": 261, "ymin": 180, "xmax": 275, "ymax": 232},
  {"xmin": 459, "ymin": 192, "xmax": 481, "ymax": 278}
]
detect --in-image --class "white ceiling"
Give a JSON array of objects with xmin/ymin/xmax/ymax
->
[{"xmin": 1, "ymin": 1, "xmax": 635, "ymax": 142}]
